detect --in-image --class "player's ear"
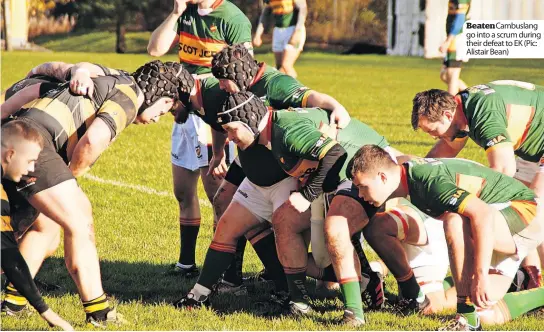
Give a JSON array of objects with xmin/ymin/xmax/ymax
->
[
  {"xmin": 444, "ymin": 109, "xmax": 454, "ymax": 122},
  {"xmin": 379, "ymin": 171, "xmax": 387, "ymax": 184},
  {"xmin": 5, "ymin": 148, "xmax": 15, "ymax": 163}
]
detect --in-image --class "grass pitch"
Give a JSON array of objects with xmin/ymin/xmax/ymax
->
[{"xmin": 1, "ymin": 47, "xmax": 543, "ymax": 330}]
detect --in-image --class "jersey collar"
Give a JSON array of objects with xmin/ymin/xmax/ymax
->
[
  {"xmin": 197, "ymin": 0, "xmax": 224, "ymax": 16},
  {"xmin": 249, "ymin": 63, "xmax": 266, "ymax": 88}
]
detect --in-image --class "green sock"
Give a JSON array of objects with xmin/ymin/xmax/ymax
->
[
  {"xmin": 340, "ymin": 281, "xmax": 364, "ymax": 320},
  {"xmin": 457, "ymin": 296, "xmax": 478, "ymax": 327},
  {"xmin": 443, "ymin": 276, "xmax": 454, "ymax": 291},
  {"xmin": 501, "ymin": 286, "xmax": 544, "ymax": 320}
]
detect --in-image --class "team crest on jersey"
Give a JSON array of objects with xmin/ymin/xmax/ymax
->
[
  {"xmin": 195, "ymin": 145, "xmax": 202, "ymax": 158},
  {"xmin": 468, "ymin": 85, "xmax": 495, "ymax": 95},
  {"xmin": 539, "ymin": 155, "xmax": 544, "ymax": 167},
  {"xmin": 210, "ymin": 23, "xmax": 217, "ymax": 32},
  {"xmin": 309, "ymin": 135, "xmax": 327, "ymax": 158},
  {"xmin": 486, "ymin": 135, "xmax": 507, "ymax": 148}
]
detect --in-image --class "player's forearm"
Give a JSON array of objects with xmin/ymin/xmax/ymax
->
[
  {"xmin": 211, "ymin": 129, "xmax": 228, "ymax": 156},
  {"xmin": 299, "ymin": 144, "xmax": 346, "ymax": 202},
  {"xmin": 255, "ymin": 7, "xmax": 270, "ymax": 37},
  {"xmin": 1, "ymin": 84, "xmax": 41, "ymax": 120},
  {"xmin": 470, "ymin": 214, "xmax": 494, "ymax": 277},
  {"xmin": 148, "ymin": 13, "xmax": 179, "ymax": 56},
  {"xmin": 69, "ymin": 126, "xmax": 111, "ymax": 177},
  {"xmin": 306, "ymin": 91, "xmax": 342, "ymax": 112},
  {"xmin": 28, "ymin": 62, "xmax": 73, "ymax": 81},
  {"xmin": 294, "ymin": 0, "xmax": 307, "ymax": 30},
  {"xmin": 426, "ymin": 139, "xmax": 462, "ymax": 158},
  {"xmin": 1, "ymin": 248, "xmax": 49, "ymax": 314},
  {"xmin": 71, "ymin": 62, "xmax": 107, "ymax": 78}
]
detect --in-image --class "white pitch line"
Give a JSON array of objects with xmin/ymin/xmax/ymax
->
[{"xmin": 83, "ymin": 173, "xmax": 212, "ymax": 207}]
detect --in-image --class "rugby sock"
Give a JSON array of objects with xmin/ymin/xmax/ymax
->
[
  {"xmin": 250, "ymin": 231, "xmax": 289, "ymax": 292},
  {"xmin": 284, "ymin": 267, "xmax": 310, "ymax": 304},
  {"xmin": 178, "ymin": 218, "xmax": 201, "ymax": 266},
  {"xmin": 340, "ymin": 279, "xmax": 364, "ymax": 320},
  {"xmin": 4, "ymin": 284, "xmax": 28, "ymax": 311},
  {"xmin": 196, "ymin": 242, "xmax": 236, "ymax": 291},
  {"xmin": 397, "ymin": 270, "xmax": 423, "ymax": 300},
  {"xmin": 498, "ymin": 287, "xmax": 544, "ymax": 320},
  {"xmin": 456, "ymin": 296, "xmax": 478, "ymax": 327},
  {"xmin": 83, "ymin": 293, "xmax": 111, "ymax": 321},
  {"xmin": 222, "ymin": 237, "xmax": 246, "ymax": 285},
  {"xmin": 443, "ymin": 276, "xmax": 455, "ymax": 291}
]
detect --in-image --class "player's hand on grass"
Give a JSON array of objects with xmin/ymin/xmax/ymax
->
[
  {"xmin": 253, "ymin": 34, "xmax": 263, "ymax": 47},
  {"xmin": 70, "ymin": 68, "xmax": 94, "ymax": 97},
  {"xmin": 208, "ymin": 152, "xmax": 228, "ymax": 179},
  {"xmin": 41, "ymin": 309, "xmax": 74, "ymax": 331},
  {"xmin": 172, "ymin": 0, "xmax": 189, "ymax": 16},
  {"xmin": 330, "ymin": 105, "xmax": 350, "ymax": 129},
  {"xmin": 471, "ymin": 272, "xmax": 491, "ymax": 309}
]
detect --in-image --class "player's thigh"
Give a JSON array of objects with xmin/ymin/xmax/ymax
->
[
  {"xmin": 28, "ymin": 179, "xmax": 92, "ymax": 234},
  {"xmin": 172, "ymin": 164, "xmax": 200, "ymax": 203},
  {"xmin": 199, "ymin": 167, "xmax": 223, "ymax": 202},
  {"xmin": 215, "ymin": 201, "xmax": 264, "ymax": 242}
]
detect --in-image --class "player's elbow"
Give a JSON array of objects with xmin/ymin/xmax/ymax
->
[{"xmin": 147, "ymin": 45, "xmax": 165, "ymax": 57}]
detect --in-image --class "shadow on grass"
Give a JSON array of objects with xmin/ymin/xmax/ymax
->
[{"xmin": 33, "ymin": 257, "xmax": 344, "ymax": 322}]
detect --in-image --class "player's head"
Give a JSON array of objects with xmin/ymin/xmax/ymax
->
[
  {"xmin": 132, "ymin": 60, "xmax": 194, "ymax": 124},
  {"xmin": 212, "ymin": 44, "xmax": 259, "ymax": 93},
  {"xmin": 1, "ymin": 120, "xmax": 44, "ymax": 182},
  {"xmin": 350, "ymin": 145, "xmax": 398, "ymax": 207},
  {"xmin": 217, "ymin": 91, "xmax": 269, "ymax": 150},
  {"xmin": 411, "ymin": 89, "xmax": 464, "ymax": 141}
]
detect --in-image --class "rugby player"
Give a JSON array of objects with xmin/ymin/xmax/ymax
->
[
  {"xmin": 147, "ymin": 0, "xmax": 251, "ymax": 278},
  {"xmin": 207, "ymin": 44, "xmax": 350, "ymax": 291},
  {"xmin": 440, "ymin": 0, "xmax": 470, "ymax": 95},
  {"xmin": 253, "ymin": 0, "xmax": 307, "ymax": 78},
  {"xmin": 1, "ymin": 60, "xmax": 192, "ymax": 326},
  {"xmin": 174, "ymin": 91, "xmax": 397, "ymax": 326},
  {"xmin": 412, "ymin": 81, "xmax": 544, "ymax": 285},
  {"xmin": 351, "ymin": 145, "xmax": 544, "ymax": 330},
  {"xmin": 1, "ymin": 121, "xmax": 73, "ymax": 331}
]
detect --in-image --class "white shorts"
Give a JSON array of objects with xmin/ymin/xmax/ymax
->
[
  {"xmin": 171, "ymin": 114, "xmax": 236, "ymax": 171},
  {"xmin": 232, "ymin": 177, "xmax": 299, "ymax": 223},
  {"xmin": 514, "ymin": 157, "xmax": 543, "ymax": 184},
  {"xmin": 403, "ymin": 217, "xmax": 450, "ymax": 294},
  {"xmin": 310, "ymin": 181, "xmax": 355, "ymax": 268},
  {"xmin": 272, "ymin": 26, "xmax": 306, "ymax": 52},
  {"xmin": 489, "ymin": 200, "xmax": 544, "ymax": 279}
]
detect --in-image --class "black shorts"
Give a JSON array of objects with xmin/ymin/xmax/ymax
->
[
  {"xmin": 332, "ymin": 182, "xmax": 380, "ymax": 219},
  {"xmin": 224, "ymin": 160, "xmax": 246, "ymax": 187},
  {"xmin": 2, "ymin": 121, "xmax": 74, "ymax": 235},
  {"xmin": 442, "ymin": 59, "xmax": 463, "ymax": 68}
]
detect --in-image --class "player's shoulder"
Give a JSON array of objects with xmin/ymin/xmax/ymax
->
[{"xmin": 214, "ymin": 1, "xmax": 250, "ymax": 22}]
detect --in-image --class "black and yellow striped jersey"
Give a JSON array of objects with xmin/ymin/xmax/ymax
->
[
  {"xmin": 15, "ymin": 75, "xmax": 142, "ymax": 163},
  {"xmin": 1, "ymin": 168, "xmax": 17, "ymax": 250}
]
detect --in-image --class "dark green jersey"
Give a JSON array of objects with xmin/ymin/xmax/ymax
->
[
  {"xmin": 460, "ymin": 81, "xmax": 544, "ymax": 162},
  {"xmin": 264, "ymin": 0, "xmax": 298, "ymax": 28},
  {"xmin": 404, "ymin": 157, "xmax": 536, "ymax": 233},
  {"xmin": 269, "ymin": 108, "xmax": 388, "ymax": 182},
  {"xmin": 175, "ymin": 0, "xmax": 252, "ymax": 75}
]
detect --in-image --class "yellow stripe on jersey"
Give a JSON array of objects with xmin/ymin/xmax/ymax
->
[
  {"xmin": 301, "ymin": 90, "xmax": 312, "ymax": 108},
  {"xmin": 318, "ymin": 140, "xmax": 337, "ymax": 160},
  {"xmin": 269, "ymin": 0, "xmax": 294, "ymax": 15},
  {"xmin": 98, "ymin": 100, "xmax": 128, "ymax": 137},
  {"xmin": 178, "ymin": 32, "xmax": 227, "ymax": 67},
  {"xmin": 455, "ymin": 174, "xmax": 486, "ymax": 196},
  {"xmin": 287, "ymin": 159, "xmax": 319, "ymax": 178},
  {"xmin": 505, "ymin": 104, "xmax": 536, "ymax": 150},
  {"xmin": 82, "ymin": 98, "xmax": 97, "ymax": 130},
  {"xmin": 115, "ymin": 83, "xmax": 139, "ymax": 111},
  {"xmin": 1, "ymin": 216, "xmax": 12, "ymax": 231},
  {"xmin": 458, "ymin": 193, "xmax": 476, "ymax": 214},
  {"xmin": 510, "ymin": 200, "xmax": 537, "ymax": 226}
]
